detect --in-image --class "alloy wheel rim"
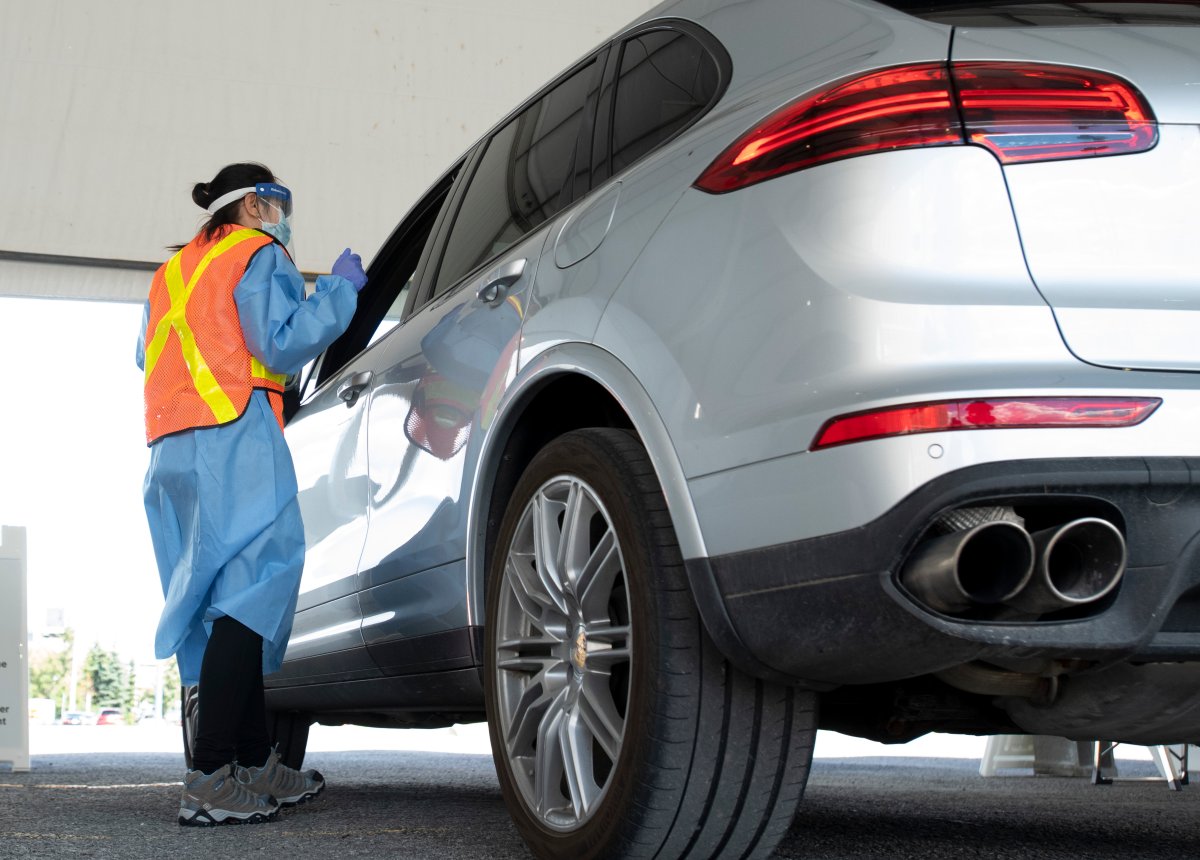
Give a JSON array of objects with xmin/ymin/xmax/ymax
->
[{"xmin": 494, "ymin": 475, "xmax": 632, "ymax": 831}]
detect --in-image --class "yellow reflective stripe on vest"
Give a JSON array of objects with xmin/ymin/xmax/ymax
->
[
  {"xmin": 250, "ymin": 356, "xmax": 287, "ymax": 386},
  {"xmin": 143, "ymin": 229, "xmax": 264, "ymax": 423}
]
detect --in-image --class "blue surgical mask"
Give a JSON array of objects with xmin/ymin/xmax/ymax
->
[{"xmin": 260, "ymin": 203, "xmax": 292, "ymax": 247}]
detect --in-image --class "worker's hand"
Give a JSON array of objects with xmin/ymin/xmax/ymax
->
[{"xmin": 332, "ymin": 248, "xmax": 368, "ymax": 292}]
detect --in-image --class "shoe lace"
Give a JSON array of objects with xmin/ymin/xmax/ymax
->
[
  {"xmin": 240, "ymin": 753, "xmax": 307, "ymax": 794},
  {"xmin": 218, "ymin": 769, "xmax": 269, "ymax": 808}
]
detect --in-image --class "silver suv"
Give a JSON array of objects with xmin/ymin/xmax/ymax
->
[{"xmin": 245, "ymin": 1, "xmax": 1200, "ymax": 856}]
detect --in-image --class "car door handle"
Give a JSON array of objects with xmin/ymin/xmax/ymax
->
[
  {"xmin": 336, "ymin": 370, "xmax": 374, "ymax": 404},
  {"xmin": 477, "ymin": 258, "xmax": 527, "ymax": 305}
]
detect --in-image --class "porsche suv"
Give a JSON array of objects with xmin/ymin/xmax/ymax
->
[{"xmin": 244, "ymin": 1, "xmax": 1200, "ymax": 856}]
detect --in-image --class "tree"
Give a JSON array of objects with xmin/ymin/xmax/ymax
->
[
  {"xmin": 161, "ymin": 658, "xmax": 181, "ymax": 712},
  {"xmin": 29, "ymin": 627, "xmax": 81, "ymax": 717},
  {"xmin": 84, "ymin": 645, "xmax": 129, "ymax": 710}
]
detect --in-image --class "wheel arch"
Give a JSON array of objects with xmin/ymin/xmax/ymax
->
[{"xmin": 465, "ymin": 343, "xmax": 709, "ymax": 624}]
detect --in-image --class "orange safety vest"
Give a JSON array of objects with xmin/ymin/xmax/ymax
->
[{"xmin": 143, "ymin": 225, "xmax": 288, "ymax": 444}]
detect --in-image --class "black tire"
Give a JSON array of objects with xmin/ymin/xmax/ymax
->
[
  {"xmin": 484, "ymin": 428, "xmax": 816, "ymax": 860},
  {"xmin": 181, "ymin": 684, "xmax": 199, "ymax": 770},
  {"xmin": 181, "ymin": 683, "xmax": 311, "ymax": 770},
  {"xmin": 268, "ymin": 709, "xmax": 312, "ymax": 770}
]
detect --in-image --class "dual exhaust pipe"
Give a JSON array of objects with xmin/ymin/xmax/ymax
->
[{"xmin": 901, "ymin": 517, "xmax": 1126, "ymax": 616}]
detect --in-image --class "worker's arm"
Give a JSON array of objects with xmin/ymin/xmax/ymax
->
[{"xmin": 234, "ymin": 244, "xmax": 359, "ymax": 377}]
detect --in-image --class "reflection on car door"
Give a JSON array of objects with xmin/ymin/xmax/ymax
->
[
  {"xmin": 278, "ymin": 351, "xmax": 378, "ymax": 682},
  {"xmin": 356, "ymin": 240, "xmax": 541, "ymax": 675}
]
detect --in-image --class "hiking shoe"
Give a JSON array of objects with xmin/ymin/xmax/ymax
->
[
  {"xmin": 238, "ymin": 749, "xmax": 325, "ymax": 807},
  {"xmin": 178, "ymin": 764, "xmax": 280, "ymax": 826}
]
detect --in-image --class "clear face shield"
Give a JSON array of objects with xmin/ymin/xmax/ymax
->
[
  {"xmin": 205, "ymin": 181, "xmax": 295, "ymax": 254},
  {"xmin": 254, "ymin": 182, "xmax": 292, "ymax": 223},
  {"xmin": 253, "ymin": 182, "xmax": 294, "ymax": 254}
]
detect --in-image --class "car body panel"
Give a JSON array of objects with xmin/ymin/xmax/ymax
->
[
  {"xmin": 467, "ymin": 342, "xmax": 710, "ymax": 622},
  {"xmin": 658, "ymin": 0, "xmax": 952, "ymax": 103},
  {"xmin": 355, "ymin": 229, "xmax": 547, "ymax": 644},
  {"xmin": 270, "ymin": 0, "xmax": 1200, "ymax": 749},
  {"xmin": 357, "ymin": 560, "xmax": 477, "ymax": 675},
  {"xmin": 594, "ymin": 145, "xmax": 1058, "ymax": 483},
  {"xmin": 952, "ymin": 25, "xmax": 1200, "ymax": 372},
  {"xmin": 691, "ymin": 381, "xmax": 1200, "ymax": 558},
  {"xmin": 282, "ymin": 351, "xmax": 375, "ymax": 668}
]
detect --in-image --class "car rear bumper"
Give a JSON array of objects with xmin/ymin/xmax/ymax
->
[{"xmin": 687, "ymin": 456, "xmax": 1200, "ymax": 688}]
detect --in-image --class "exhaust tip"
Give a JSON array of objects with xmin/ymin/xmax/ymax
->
[
  {"xmin": 901, "ymin": 520, "xmax": 1034, "ymax": 614},
  {"xmin": 1039, "ymin": 517, "xmax": 1126, "ymax": 604},
  {"xmin": 1006, "ymin": 517, "xmax": 1127, "ymax": 614}
]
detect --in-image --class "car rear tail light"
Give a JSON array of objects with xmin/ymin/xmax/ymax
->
[
  {"xmin": 695, "ymin": 64, "xmax": 960, "ymax": 193},
  {"xmin": 695, "ymin": 62, "xmax": 1157, "ymax": 193},
  {"xmin": 810, "ymin": 397, "xmax": 1161, "ymax": 450},
  {"xmin": 955, "ymin": 63, "xmax": 1158, "ymax": 163}
]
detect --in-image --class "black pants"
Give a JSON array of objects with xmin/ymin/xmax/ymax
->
[{"xmin": 191, "ymin": 616, "xmax": 272, "ymax": 774}]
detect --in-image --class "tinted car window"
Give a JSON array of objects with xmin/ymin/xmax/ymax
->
[
  {"xmin": 880, "ymin": 1, "xmax": 1200, "ymax": 25},
  {"xmin": 311, "ymin": 170, "xmax": 456, "ymax": 388},
  {"xmin": 610, "ymin": 29, "xmax": 719, "ymax": 174},
  {"xmin": 433, "ymin": 59, "xmax": 600, "ymax": 296}
]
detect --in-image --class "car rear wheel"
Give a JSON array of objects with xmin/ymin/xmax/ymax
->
[
  {"xmin": 485, "ymin": 428, "xmax": 816, "ymax": 859},
  {"xmin": 181, "ymin": 684, "xmax": 199, "ymax": 770}
]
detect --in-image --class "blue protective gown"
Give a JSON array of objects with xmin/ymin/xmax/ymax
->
[{"xmin": 137, "ymin": 243, "xmax": 357, "ymax": 685}]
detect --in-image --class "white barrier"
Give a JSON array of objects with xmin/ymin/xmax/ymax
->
[
  {"xmin": 0, "ymin": 525, "xmax": 30, "ymax": 772},
  {"xmin": 981, "ymin": 734, "xmax": 1195, "ymax": 790}
]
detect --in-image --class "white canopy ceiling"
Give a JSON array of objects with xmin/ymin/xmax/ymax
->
[{"xmin": 0, "ymin": 0, "xmax": 661, "ymax": 302}]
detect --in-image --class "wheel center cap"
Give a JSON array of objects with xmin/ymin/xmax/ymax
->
[{"xmin": 572, "ymin": 626, "xmax": 588, "ymax": 673}]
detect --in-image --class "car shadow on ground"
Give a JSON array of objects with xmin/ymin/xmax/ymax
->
[{"xmin": 1, "ymin": 750, "xmax": 529, "ymax": 860}]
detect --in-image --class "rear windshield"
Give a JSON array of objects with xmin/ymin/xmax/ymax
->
[{"xmin": 879, "ymin": 1, "xmax": 1200, "ymax": 26}]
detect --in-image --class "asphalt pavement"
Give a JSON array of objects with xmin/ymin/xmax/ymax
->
[{"xmin": 1, "ymin": 725, "xmax": 1192, "ymax": 859}]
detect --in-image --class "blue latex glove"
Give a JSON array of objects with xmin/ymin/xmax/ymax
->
[{"xmin": 331, "ymin": 248, "xmax": 368, "ymax": 292}]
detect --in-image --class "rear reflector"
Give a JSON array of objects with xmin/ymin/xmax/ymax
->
[
  {"xmin": 695, "ymin": 62, "xmax": 1158, "ymax": 193},
  {"xmin": 811, "ymin": 397, "xmax": 1161, "ymax": 450}
]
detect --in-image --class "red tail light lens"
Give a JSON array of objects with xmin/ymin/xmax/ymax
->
[
  {"xmin": 954, "ymin": 63, "xmax": 1158, "ymax": 163},
  {"xmin": 811, "ymin": 397, "xmax": 1161, "ymax": 450},
  {"xmin": 695, "ymin": 62, "xmax": 1157, "ymax": 193},
  {"xmin": 695, "ymin": 64, "xmax": 960, "ymax": 194}
]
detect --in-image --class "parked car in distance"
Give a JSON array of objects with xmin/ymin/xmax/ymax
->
[
  {"xmin": 95, "ymin": 708, "xmax": 123, "ymax": 726},
  {"xmin": 192, "ymin": 1, "xmax": 1200, "ymax": 857},
  {"xmin": 59, "ymin": 711, "xmax": 94, "ymax": 726}
]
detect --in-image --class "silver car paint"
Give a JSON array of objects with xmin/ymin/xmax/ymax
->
[
  {"xmin": 953, "ymin": 26, "xmax": 1200, "ymax": 372},
  {"xmin": 593, "ymin": 145, "xmax": 1060, "ymax": 482},
  {"xmin": 282, "ymin": 0, "xmax": 1200, "ymax": 690},
  {"xmin": 691, "ymin": 383, "xmax": 1200, "ymax": 558},
  {"xmin": 284, "ymin": 348, "xmax": 375, "ymax": 667},
  {"xmin": 357, "ymin": 233, "xmax": 546, "ymax": 641},
  {"xmin": 466, "ymin": 341, "xmax": 712, "ymax": 621}
]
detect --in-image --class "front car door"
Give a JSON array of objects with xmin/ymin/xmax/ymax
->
[{"xmin": 271, "ymin": 170, "xmax": 459, "ymax": 686}]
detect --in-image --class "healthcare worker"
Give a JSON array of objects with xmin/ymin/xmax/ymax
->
[{"xmin": 136, "ymin": 162, "xmax": 368, "ymax": 826}]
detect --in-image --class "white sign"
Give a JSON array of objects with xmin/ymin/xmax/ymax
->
[{"xmin": 0, "ymin": 525, "xmax": 30, "ymax": 772}]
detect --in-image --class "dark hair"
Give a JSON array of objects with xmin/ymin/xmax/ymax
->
[{"xmin": 178, "ymin": 162, "xmax": 276, "ymax": 248}]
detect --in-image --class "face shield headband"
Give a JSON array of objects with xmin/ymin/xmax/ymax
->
[{"xmin": 205, "ymin": 182, "xmax": 293, "ymax": 217}]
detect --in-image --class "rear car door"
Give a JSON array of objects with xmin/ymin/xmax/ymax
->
[{"xmin": 355, "ymin": 51, "xmax": 608, "ymax": 675}]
